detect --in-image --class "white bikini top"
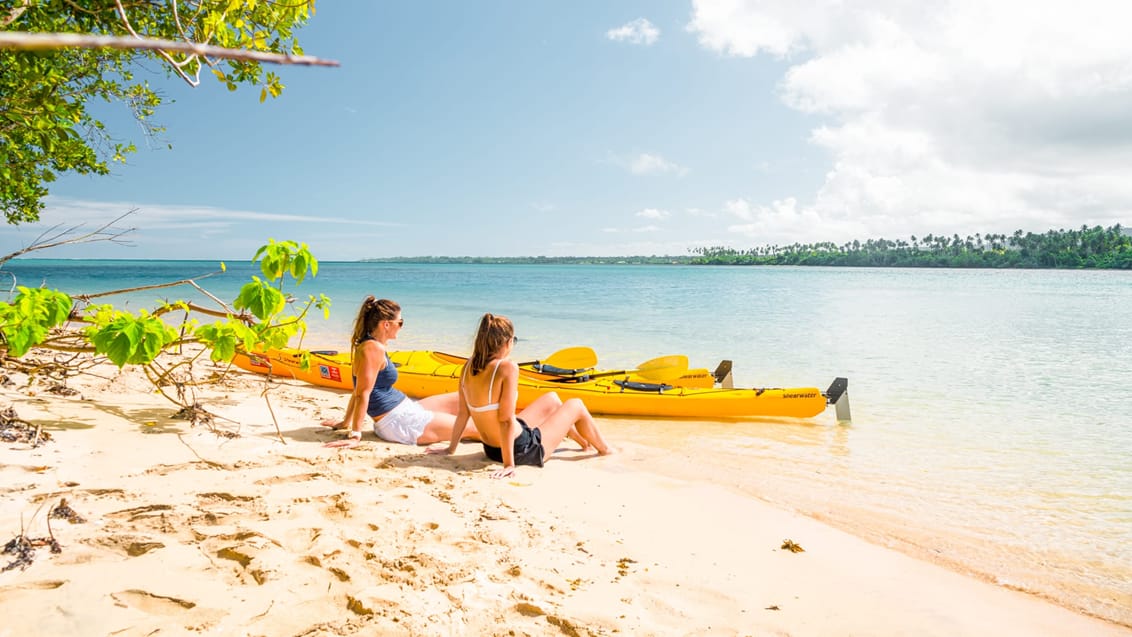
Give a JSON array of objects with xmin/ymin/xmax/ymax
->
[{"xmin": 464, "ymin": 360, "xmax": 504, "ymax": 413}]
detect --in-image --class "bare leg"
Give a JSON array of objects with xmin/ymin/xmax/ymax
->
[
  {"xmin": 418, "ymin": 392, "xmax": 460, "ymax": 415},
  {"xmin": 415, "ymin": 411, "xmax": 482, "ymax": 445},
  {"xmin": 518, "ymin": 392, "xmax": 589, "ymax": 450},
  {"xmin": 532, "ymin": 398, "xmax": 613, "ymax": 460}
]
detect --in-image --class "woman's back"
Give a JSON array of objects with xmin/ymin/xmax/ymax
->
[{"xmin": 462, "ymin": 359, "xmax": 514, "ymax": 446}]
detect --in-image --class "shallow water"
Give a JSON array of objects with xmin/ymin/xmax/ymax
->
[{"xmin": 7, "ymin": 260, "xmax": 1131, "ymax": 626}]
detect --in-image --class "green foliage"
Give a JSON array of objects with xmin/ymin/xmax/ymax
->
[
  {"xmin": 0, "ymin": 287, "xmax": 73, "ymax": 356},
  {"xmin": 86, "ymin": 308, "xmax": 179, "ymax": 367},
  {"xmin": 253, "ymin": 239, "xmax": 319, "ymax": 285},
  {"xmin": 195, "ymin": 318, "xmax": 249, "ymax": 363},
  {"xmin": 235, "ymin": 276, "xmax": 286, "ymax": 321},
  {"xmin": 1, "ymin": 1, "xmax": 316, "ymax": 223},
  {"xmin": 690, "ymin": 225, "xmax": 1132, "ymax": 270},
  {"xmin": 195, "ymin": 238, "xmax": 327, "ymax": 366},
  {"xmin": 2, "ymin": 239, "xmax": 329, "ymax": 379}
]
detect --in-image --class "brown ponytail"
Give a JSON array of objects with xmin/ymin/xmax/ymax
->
[
  {"xmin": 469, "ymin": 313, "xmax": 514, "ymax": 375},
  {"xmin": 351, "ymin": 296, "xmax": 400, "ymax": 345}
]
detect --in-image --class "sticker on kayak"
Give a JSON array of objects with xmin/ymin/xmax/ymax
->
[{"xmin": 320, "ymin": 365, "xmax": 342, "ymax": 382}]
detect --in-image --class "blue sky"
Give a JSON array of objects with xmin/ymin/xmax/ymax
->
[{"xmin": 3, "ymin": 0, "xmax": 1130, "ymax": 260}]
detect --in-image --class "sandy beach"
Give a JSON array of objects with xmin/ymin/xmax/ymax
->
[{"xmin": 1, "ymin": 350, "xmax": 1129, "ymax": 637}]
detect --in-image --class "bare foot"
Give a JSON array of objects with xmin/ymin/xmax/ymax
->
[
  {"xmin": 597, "ymin": 445, "xmax": 616, "ymax": 456},
  {"xmin": 567, "ymin": 430, "xmax": 591, "ymax": 450}
]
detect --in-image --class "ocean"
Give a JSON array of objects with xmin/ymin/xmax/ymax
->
[{"xmin": 5, "ymin": 259, "xmax": 1131, "ymax": 626}]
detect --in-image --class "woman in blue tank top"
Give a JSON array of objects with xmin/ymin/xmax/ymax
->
[{"xmin": 323, "ymin": 296, "xmax": 483, "ymax": 448}]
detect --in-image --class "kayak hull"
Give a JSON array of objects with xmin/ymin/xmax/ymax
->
[
  {"xmin": 231, "ymin": 348, "xmax": 353, "ymax": 391},
  {"xmin": 231, "ymin": 348, "xmax": 831, "ymax": 419},
  {"xmin": 389, "ymin": 351, "xmax": 828, "ymax": 419}
]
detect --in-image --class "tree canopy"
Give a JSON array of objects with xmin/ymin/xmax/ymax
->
[
  {"xmin": 0, "ymin": 0, "xmax": 317, "ymax": 224},
  {"xmin": 691, "ymin": 225, "xmax": 1132, "ymax": 269}
]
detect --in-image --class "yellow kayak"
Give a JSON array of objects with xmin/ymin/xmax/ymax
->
[
  {"xmin": 231, "ymin": 348, "xmax": 849, "ymax": 420},
  {"xmin": 391, "ymin": 350, "xmax": 844, "ymax": 419},
  {"xmin": 231, "ymin": 348, "xmax": 354, "ymax": 390}
]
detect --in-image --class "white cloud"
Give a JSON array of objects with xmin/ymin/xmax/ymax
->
[
  {"xmin": 607, "ymin": 18, "xmax": 661, "ymax": 46},
  {"xmin": 34, "ymin": 197, "xmax": 404, "ymax": 229},
  {"xmin": 0, "ymin": 197, "xmax": 409, "ymax": 260},
  {"xmin": 629, "ymin": 153, "xmax": 688, "ymax": 176},
  {"xmin": 634, "ymin": 225, "xmax": 661, "ymax": 233},
  {"xmin": 686, "ymin": 207, "xmax": 717, "ymax": 217},
  {"xmin": 687, "ymin": 0, "xmax": 1132, "ymax": 242},
  {"xmin": 636, "ymin": 208, "xmax": 670, "ymax": 219}
]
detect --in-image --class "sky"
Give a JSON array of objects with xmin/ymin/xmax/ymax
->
[{"xmin": 3, "ymin": 0, "xmax": 1131, "ymax": 260}]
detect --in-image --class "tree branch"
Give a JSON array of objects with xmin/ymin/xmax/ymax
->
[
  {"xmin": 0, "ymin": 31, "xmax": 339, "ymax": 67},
  {"xmin": 0, "ymin": 210, "xmax": 137, "ymax": 270}
]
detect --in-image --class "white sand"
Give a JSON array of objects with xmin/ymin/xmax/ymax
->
[{"xmin": 1, "ymin": 351, "xmax": 1128, "ymax": 636}]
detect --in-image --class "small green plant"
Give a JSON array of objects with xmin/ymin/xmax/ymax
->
[{"xmin": 0, "ymin": 238, "xmax": 331, "ymax": 441}]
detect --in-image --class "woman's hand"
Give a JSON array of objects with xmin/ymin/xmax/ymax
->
[
  {"xmin": 324, "ymin": 430, "xmax": 362, "ymax": 449},
  {"xmin": 424, "ymin": 445, "xmax": 453, "ymax": 455},
  {"xmin": 491, "ymin": 465, "xmax": 516, "ymax": 479}
]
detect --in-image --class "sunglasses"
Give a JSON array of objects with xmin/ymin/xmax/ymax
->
[{"xmin": 389, "ymin": 318, "xmax": 404, "ymax": 327}]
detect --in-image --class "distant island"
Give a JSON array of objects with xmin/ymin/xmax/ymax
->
[{"xmin": 366, "ymin": 225, "xmax": 1132, "ymax": 269}]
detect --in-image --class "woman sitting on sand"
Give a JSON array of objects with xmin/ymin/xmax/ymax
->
[
  {"xmin": 323, "ymin": 296, "xmax": 481, "ymax": 448},
  {"xmin": 427, "ymin": 313, "xmax": 613, "ymax": 478}
]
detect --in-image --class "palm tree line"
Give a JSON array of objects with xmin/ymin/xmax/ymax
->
[{"xmin": 690, "ymin": 225, "xmax": 1132, "ymax": 269}]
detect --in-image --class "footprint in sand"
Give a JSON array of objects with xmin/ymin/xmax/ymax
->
[{"xmin": 110, "ymin": 589, "xmax": 196, "ymax": 614}]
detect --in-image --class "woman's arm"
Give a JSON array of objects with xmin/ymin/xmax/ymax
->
[
  {"xmin": 444, "ymin": 379, "xmax": 472, "ymax": 454},
  {"xmin": 326, "ymin": 342, "xmax": 382, "ymax": 448},
  {"xmin": 493, "ymin": 361, "xmax": 520, "ymax": 478}
]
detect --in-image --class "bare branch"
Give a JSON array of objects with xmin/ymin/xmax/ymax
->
[
  {"xmin": 0, "ymin": 210, "xmax": 137, "ymax": 269},
  {"xmin": 0, "ymin": 31, "xmax": 339, "ymax": 67},
  {"xmin": 73, "ymin": 270, "xmax": 224, "ymax": 301}
]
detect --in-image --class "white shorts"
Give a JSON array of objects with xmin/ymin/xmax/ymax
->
[{"xmin": 373, "ymin": 398, "xmax": 432, "ymax": 445}]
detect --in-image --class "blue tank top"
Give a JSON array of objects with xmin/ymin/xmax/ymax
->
[{"xmin": 358, "ymin": 342, "xmax": 406, "ymax": 417}]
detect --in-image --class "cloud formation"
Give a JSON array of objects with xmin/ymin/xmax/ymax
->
[
  {"xmin": 629, "ymin": 153, "xmax": 688, "ymax": 177},
  {"xmin": 607, "ymin": 18, "xmax": 661, "ymax": 46},
  {"xmin": 636, "ymin": 208, "xmax": 671, "ymax": 220},
  {"xmin": 688, "ymin": 0, "xmax": 1132, "ymax": 244}
]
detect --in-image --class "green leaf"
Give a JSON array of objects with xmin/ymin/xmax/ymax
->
[
  {"xmin": 235, "ymin": 278, "xmax": 286, "ymax": 321},
  {"xmin": 0, "ymin": 288, "xmax": 74, "ymax": 357},
  {"xmin": 88, "ymin": 312, "xmax": 177, "ymax": 367}
]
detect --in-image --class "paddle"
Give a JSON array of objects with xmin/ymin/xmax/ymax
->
[
  {"xmin": 520, "ymin": 346, "xmax": 598, "ymax": 374},
  {"xmin": 579, "ymin": 354, "xmax": 690, "ymax": 382}
]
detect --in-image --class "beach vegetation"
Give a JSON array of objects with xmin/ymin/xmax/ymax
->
[
  {"xmin": 0, "ymin": 1, "xmax": 324, "ymax": 224},
  {"xmin": 0, "ymin": 234, "xmax": 328, "ymax": 439},
  {"xmin": 691, "ymin": 225, "xmax": 1132, "ymax": 269}
]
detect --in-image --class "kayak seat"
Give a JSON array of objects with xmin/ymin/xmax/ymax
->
[
  {"xmin": 614, "ymin": 379, "xmax": 672, "ymax": 393},
  {"xmin": 530, "ymin": 363, "xmax": 592, "ymax": 376}
]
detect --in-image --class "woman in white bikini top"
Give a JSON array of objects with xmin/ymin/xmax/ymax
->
[
  {"xmin": 463, "ymin": 359, "xmax": 508, "ymax": 413},
  {"xmin": 428, "ymin": 313, "xmax": 615, "ymax": 478}
]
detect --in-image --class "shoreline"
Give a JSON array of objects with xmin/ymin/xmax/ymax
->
[{"xmin": 1, "ymin": 352, "xmax": 1129, "ymax": 636}]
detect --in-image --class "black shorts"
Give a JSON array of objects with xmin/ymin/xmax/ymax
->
[{"xmin": 482, "ymin": 418, "xmax": 545, "ymax": 467}]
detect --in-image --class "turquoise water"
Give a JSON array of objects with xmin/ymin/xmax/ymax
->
[{"xmin": 6, "ymin": 260, "xmax": 1132, "ymax": 625}]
